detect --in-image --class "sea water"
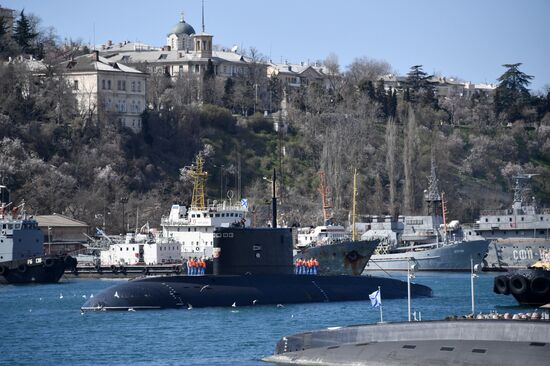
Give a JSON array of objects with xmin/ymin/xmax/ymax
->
[{"xmin": 0, "ymin": 272, "xmax": 531, "ymax": 366}]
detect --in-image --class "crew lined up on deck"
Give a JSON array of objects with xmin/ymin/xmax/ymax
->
[
  {"xmin": 187, "ymin": 257, "xmax": 206, "ymax": 275},
  {"xmin": 295, "ymin": 258, "xmax": 319, "ymax": 275}
]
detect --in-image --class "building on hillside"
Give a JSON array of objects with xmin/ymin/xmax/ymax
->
[
  {"xmin": 379, "ymin": 73, "xmax": 496, "ymax": 99},
  {"xmin": 35, "ymin": 214, "xmax": 90, "ymax": 256},
  {"xmin": 0, "ymin": 4, "xmax": 15, "ymax": 35},
  {"xmin": 100, "ymin": 14, "xmax": 263, "ymax": 81},
  {"xmin": 61, "ymin": 51, "xmax": 147, "ymax": 132},
  {"xmin": 267, "ymin": 61, "xmax": 332, "ymax": 90}
]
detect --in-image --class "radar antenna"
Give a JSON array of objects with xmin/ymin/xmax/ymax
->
[{"xmin": 424, "ymin": 155, "xmax": 442, "ymax": 215}]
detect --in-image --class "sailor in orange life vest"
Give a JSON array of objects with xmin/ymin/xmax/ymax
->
[{"xmin": 294, "ymin": 258, "xmax": 319, "ymax": 275}]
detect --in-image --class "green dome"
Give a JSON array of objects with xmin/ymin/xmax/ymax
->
[{"xmin": 168, "ymin": 16, "xmax": 196, "ymax": 36}]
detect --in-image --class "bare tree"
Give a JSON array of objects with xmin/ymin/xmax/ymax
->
[
  {"xmin": 403, "ymin": 106, "xmax": 417, "ymax": 213},
  {"xmin": 385, "ymin": 117, "xmax": 398, "ymax": 215}
]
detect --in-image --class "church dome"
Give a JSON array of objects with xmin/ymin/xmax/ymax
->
[{"xmin": 168, "ymin": 14, "xmax": 196, "ymax": 36}]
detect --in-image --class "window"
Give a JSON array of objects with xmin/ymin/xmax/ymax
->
[
  {"xmin": 131, "ymin": 81, "xmax": 135, "ymax": 92},
  {"xmin": 137, "ymin": 81, "xmax": 141, "ymax": 92},
  {"xmin": 73, "ymin": 80, "xmax": 79, "ymax": 90},
  {"xmin": 107, "ymin": 80, "xmax": 111, "ymax": 90},
  {"xmin": 158, "ymin": 54, "xmax": 168, "ymax": 60},
  {"xmin": 102, "ymin": 80, "xmax": 106, "ymax": 90},
  {"xmin": 122, "ymin": 80, "xmax": 126, "ymax": 91}
]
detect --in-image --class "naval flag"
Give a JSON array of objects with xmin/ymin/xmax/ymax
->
[
  {"xmin": 369, "ymin": 289, "xmax": 381, "ymax": 307},
  {"xmin": 240, "ymin": 198, "xmax": 248, "ymax": 209}
]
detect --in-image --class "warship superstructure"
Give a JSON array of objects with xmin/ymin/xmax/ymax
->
[
  {"xmin": 475, "ymin": 174, "xmax": 550, "ymax": 270},
  {"xmin": 363, "ymin": 161, "xmax": 489, "ymax": 271}
]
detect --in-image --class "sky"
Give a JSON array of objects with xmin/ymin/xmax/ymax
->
[{"xmin": 3, "ymin": 0, "xmax": 550, "ymax": 92}]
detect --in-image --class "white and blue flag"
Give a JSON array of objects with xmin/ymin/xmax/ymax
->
[
  {"xmin": 369, "ymin": 289, "xmax": 381, "ymax": 307},
  {"xmin": 240, "ymin": 198, "xmax": 248, "ymax": 209}
]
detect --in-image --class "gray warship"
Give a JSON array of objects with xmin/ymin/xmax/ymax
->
[
  {"xmin": 0, "ymin": 185, "xmax": 75, "ymax": 284},
  {"xmin": 474, "ymin": 174, "xmax": 550, "ymax": 270},
  {"xmin": 363, "ymin": 161, "xmax": 489, "ymax": 271}
]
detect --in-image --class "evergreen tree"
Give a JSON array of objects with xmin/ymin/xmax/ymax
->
[
  {"xmin": 0, "ymin": 16, "xmax": 8, "ymax": 54},
  {"xmin": 222, "ymin": 77, "xmax": 235, "ymax": 111},
  {"xmin": 404, "ymin": 65, "xmax": 436, "ymax": 106},
  {"xmin": 202, "ymin": 58, "xmax": 216, "ymax": 104},
  {"xmin": 13, "ymin": 10, "xmax": 38, "ymax": 55},
  {"xmin": 494, "ymin": 63, "xmax": 533, "ymax": 122}
]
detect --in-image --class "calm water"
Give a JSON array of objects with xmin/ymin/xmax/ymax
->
[{"xmin": 0, "ymin": 272, "xmax": 532, "ymax": 366}]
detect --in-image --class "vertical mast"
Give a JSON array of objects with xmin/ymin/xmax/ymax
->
[
  {"xmin": 318, "ymin": 171, "xmax": 332, "ymax": 224},
  {"xmin": 441, "ymin": 191, "xmax": 448, "ymax": 242},
  {"xmin": 352, "ymin": 168, "xmax": 358, "ymax": 241},
  {"xmin": 425, "ymin": 155, "xmax": 442, "ymax": 216},
  {"xmin": 272, "ymin": 168, "xmax": 277, "ymax": 228},
  {"xmin": 190, "ymin": 154, "xmax": 208, "ymax": 210}
]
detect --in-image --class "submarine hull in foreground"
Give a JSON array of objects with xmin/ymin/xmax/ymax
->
[
  {"xmin": 264, "ymin": 320, "xmax": 550, "ymax": 366},
  {"xmin": 81, "ymin": 273, "xmax": 432, "ymax": 310}
]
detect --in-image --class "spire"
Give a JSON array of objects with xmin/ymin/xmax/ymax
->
[
  {"xmin": 180, "ymin": 11, "xmax": 185, "ymax": 22},
  {"xmin": 201, "ymin": 0, "xmax": 205, "ymax": 33}
]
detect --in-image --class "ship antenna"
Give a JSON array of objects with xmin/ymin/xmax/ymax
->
[
  {"xmin": 188, "ymin": 153, "xmax": 208, "ymax": 210},
  {"xmin": 318, "ymin": 171, "xmax": 332, "ymax": 224},
  {"xmin": 425, "ymin": 155, "xmax": 441, "ymax": 215},
  {"xmin": 441, "ymin": 192, "xmax": 448, "ymax": 243},
  {"xmin": 272, "ymin": 168, "xmax": 277, "ymax": 228}
]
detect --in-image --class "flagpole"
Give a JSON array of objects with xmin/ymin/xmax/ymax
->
[{"xmin": 379, "ymin": 287, "xmax": 383, "ymax": 323}]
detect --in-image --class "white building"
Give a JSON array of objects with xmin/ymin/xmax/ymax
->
[
  {"xmin": 100, "ymin": 233, "xmax": 181, "ymax": 266},
  {"xmin": 100, "ymin": 14, "xmax": 264, "ymax": 83},
  {"xmin": 267, "ymin": 62, "xmax": 332, "ymax": 90},
  {"xmin": 62, "ymin": 51, "xmax": 147, "ymax": 132}
]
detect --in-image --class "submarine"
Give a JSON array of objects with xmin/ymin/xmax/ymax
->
[
  {"xmin": 82, "ymin": 225, "xmax": 432, "ymax": 310},
  {"xmin": 82, "ymin": 171, "xmax": 432, "ymax": 311}
]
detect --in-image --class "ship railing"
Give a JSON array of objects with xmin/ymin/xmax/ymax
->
[{"xmin": 479, "ymin": 209, "xmax": 512, "ymax": 216}]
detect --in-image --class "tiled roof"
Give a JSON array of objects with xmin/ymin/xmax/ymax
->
[
  {"xmin": 103, "ymin": 50, "xmax": 253, "ymax": 65},
  {"xmin": 62, "ymin": 53, "xmax": 144, "ymax": 74}
]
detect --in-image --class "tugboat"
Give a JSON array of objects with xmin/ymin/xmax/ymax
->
[
  {"xmin": 294, "ymin": 171, "xmax": 379, "ymax": 276},
  {"xmin": 493, "ymin": 260, "xmax": 550, "ymax": 306},
  {"xmin": 363, "ymin": 160, "xmax": 489, "ymax": 271},
  {"xmin": 81, "ymin": 172, "xmax": 432, "ymax": 311},
  {"xmin": 0, "ymin": 185, "xmax": 76, "ymax": 284}
]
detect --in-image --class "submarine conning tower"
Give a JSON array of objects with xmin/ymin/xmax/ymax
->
[{"xmin": 212, "ymin": 227, "xmax": 294, "ymax": 275}]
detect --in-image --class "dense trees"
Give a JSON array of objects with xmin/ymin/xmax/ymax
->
[{"xmin": 1, "ymin": 11, "xmax": 549, "ymax": 231}]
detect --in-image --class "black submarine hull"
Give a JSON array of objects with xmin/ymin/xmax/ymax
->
[{"xmin": 81, "ymin": 273, "xmax": 432, "ymax": 310}]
